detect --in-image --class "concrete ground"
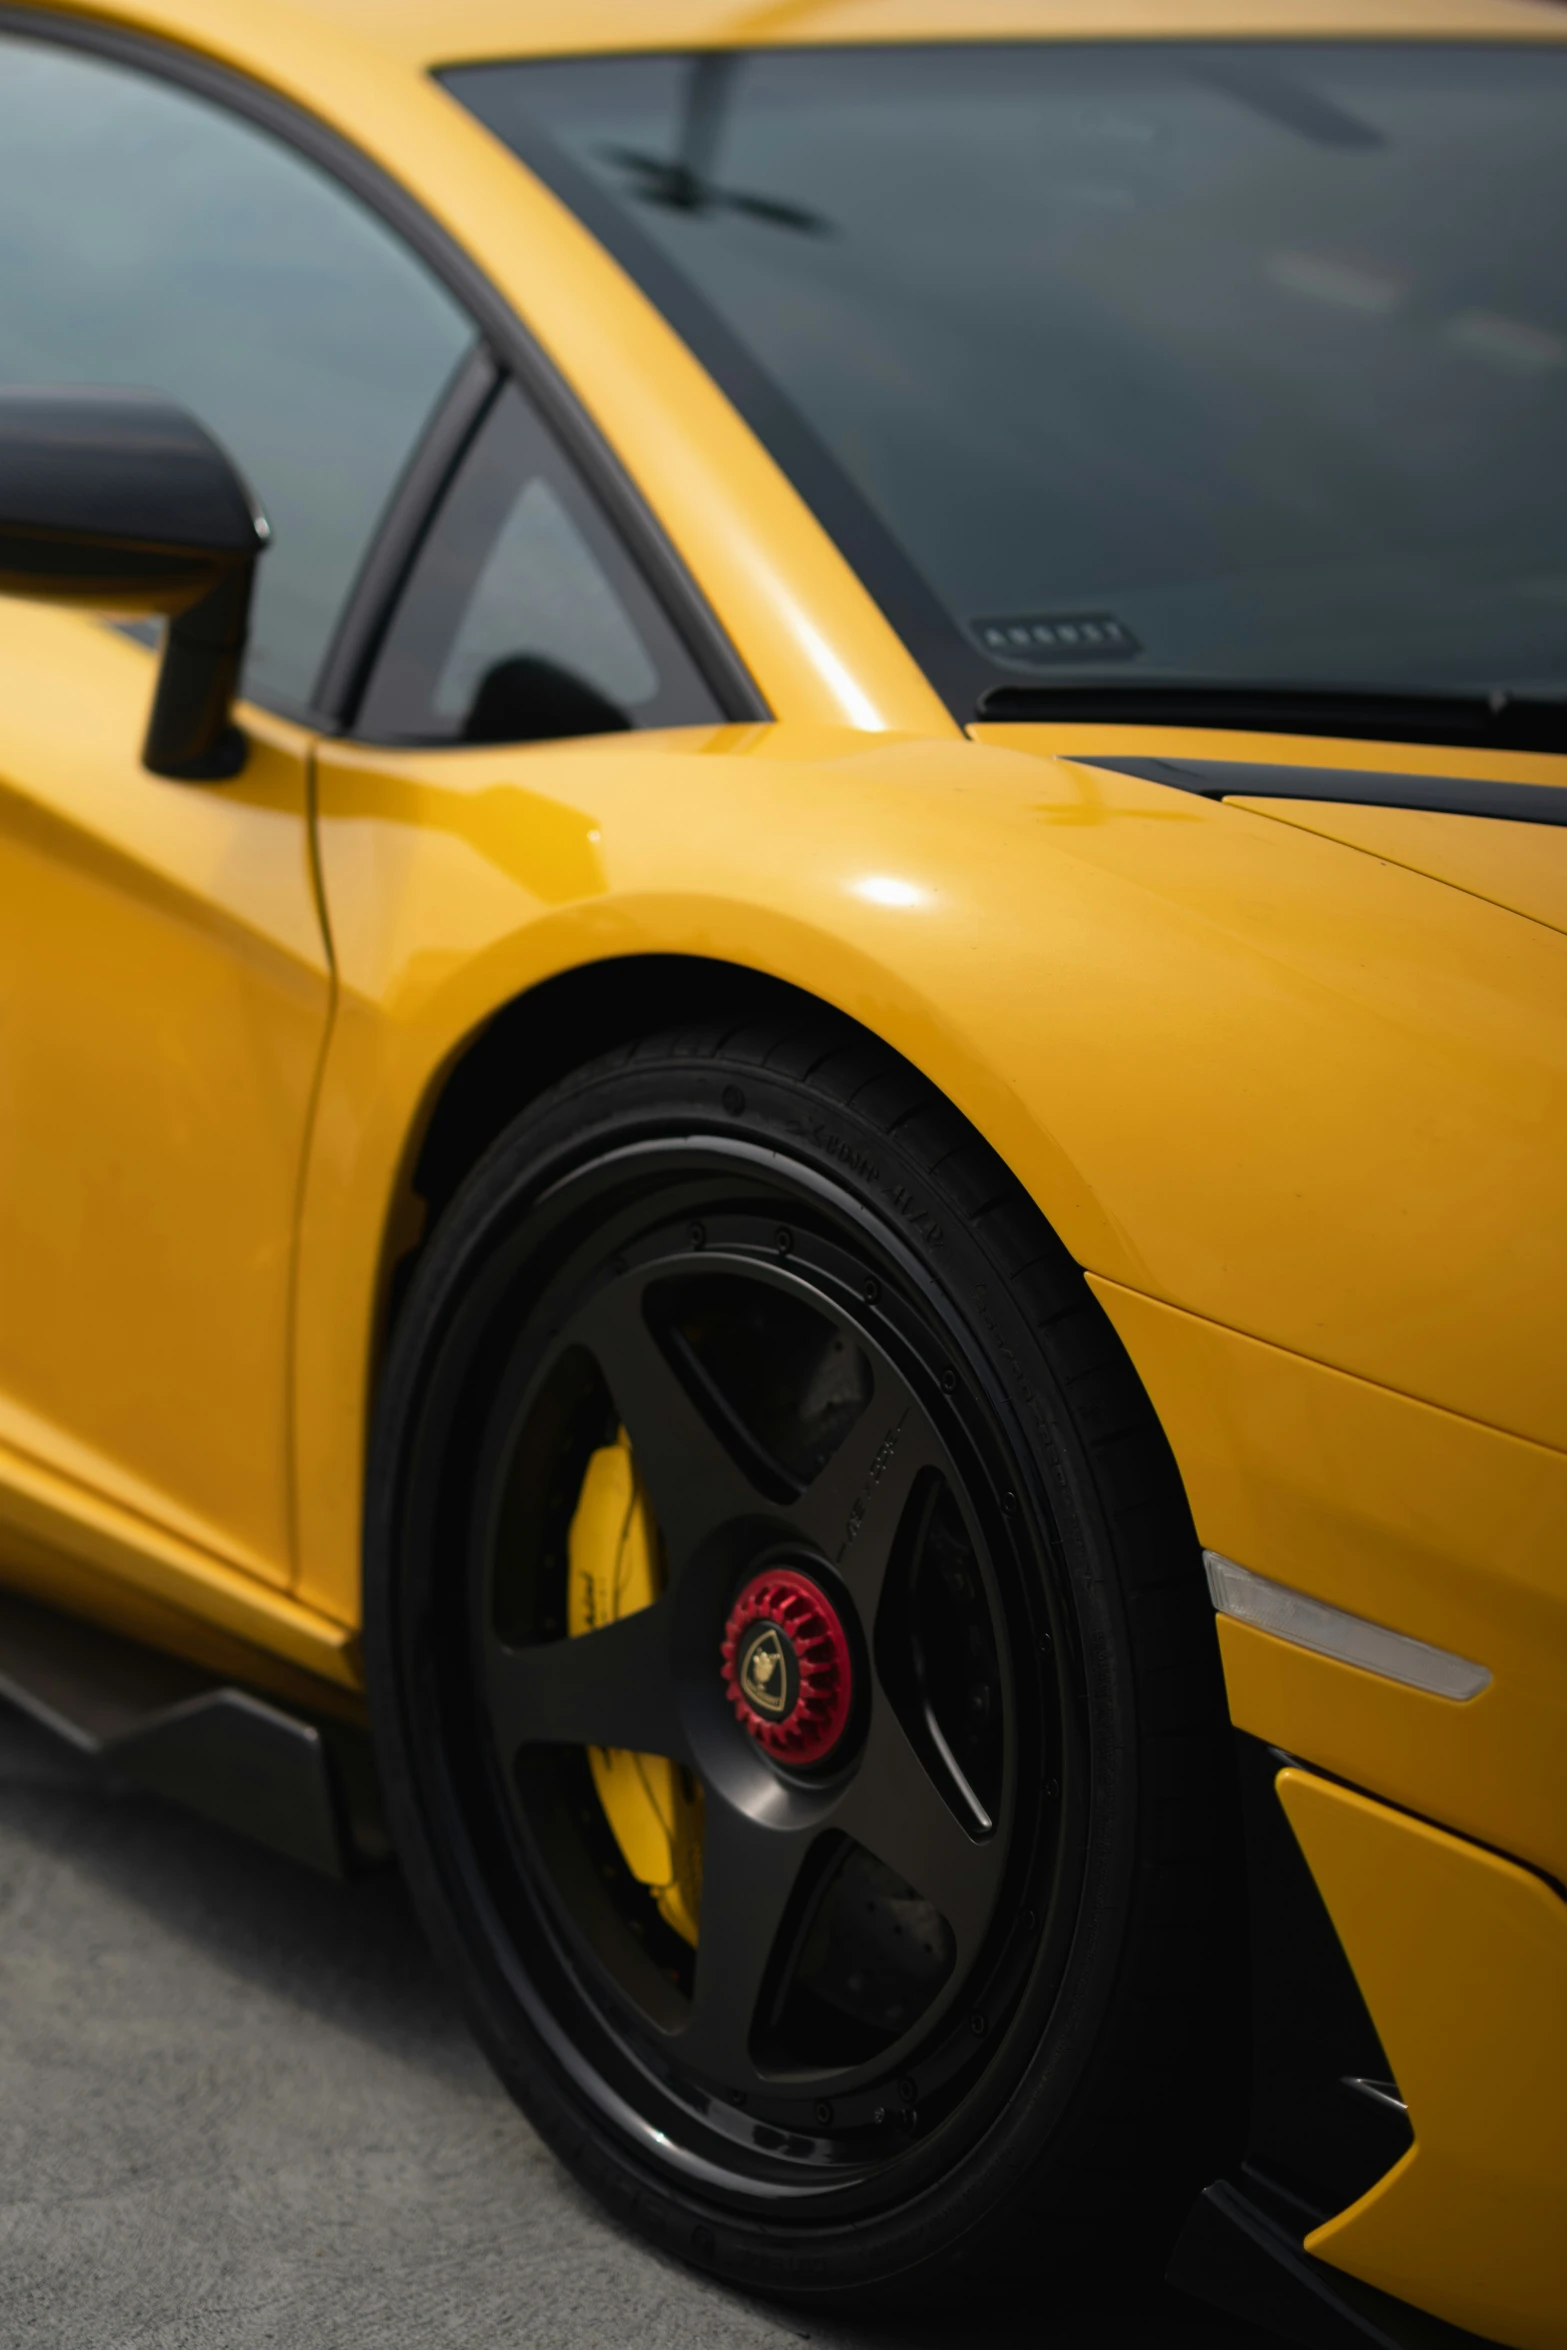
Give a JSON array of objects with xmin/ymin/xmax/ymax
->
[{"xmin": 0, "ymin": 1699, "xmax": 1279, "ymax": 2350}]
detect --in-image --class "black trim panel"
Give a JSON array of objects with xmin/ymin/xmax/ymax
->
[
  {"xmin": 1166, "ymin": 1739, "xmax": 1503, "ymax": 2350},
  {"xmin": 1076, "ymin": 755, "xmax": 1567, "ymax": 828},
  {"xmin": 1233, "ymin": 1735, "xmax": 1412, "ymax": 2218},
  {"xmin": 0, "ymin": 1587, "xmax": 387, "ymax": 1877},
  {"xmin": 0, "ymin": 6, "xmax": 767, "ymax": 729},
  {"xmin": 978, "ymin": 683, "xmax": 1567, "ymax": 750},
  {"xmin": 1169, "ymin": 2177, "xmax": 1507, "ymax": 2350}
]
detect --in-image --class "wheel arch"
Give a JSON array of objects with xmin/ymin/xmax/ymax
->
[
  {"xmin": 349, "ymin": 942, "xmax": 1205, "ymax": 1635},
  {"xmin": 404, "ymin": 953, "xmax": 805, "ymax": 1266},
  {"xmin": 372, "ymin": 946, "xmax": 1084, "ymax": 1382}
]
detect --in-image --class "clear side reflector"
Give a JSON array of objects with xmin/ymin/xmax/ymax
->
[{"xmin": 1203, "ymin": 1552, "xmax": 1491, "ymax": 1702}]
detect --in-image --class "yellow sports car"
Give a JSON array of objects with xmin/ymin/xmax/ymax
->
[{"xmin": 1, "ymin": 1, "xmax": 1563, "ymax": 2340}]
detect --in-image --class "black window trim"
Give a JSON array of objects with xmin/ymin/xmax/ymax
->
[
  {"xmin": 311, "ymin": 341, "xmax": 502, "ymax": 727},
  {"xmin": 351, "ymin": 369, "xmax": 732, "ymax": 746},
  {"xmin": 0, "ymin": 4, "xmax": 768, "ymax": 732}
]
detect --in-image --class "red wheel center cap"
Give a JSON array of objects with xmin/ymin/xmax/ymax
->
[{"xmin": 720, "ymin": 1569, "xmax": 853, "ymax": 1766}]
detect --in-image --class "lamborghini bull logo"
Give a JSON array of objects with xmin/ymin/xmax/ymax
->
[{"xmin": 740, "ymin": 1624, "xmax": 791, "ymax": 1715}]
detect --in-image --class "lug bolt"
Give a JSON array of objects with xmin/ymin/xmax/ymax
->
[
  {"xmin": 776, "ymin": 1225, "xmax": 794, "ymax": 1254},
  {"xmin": 897, "ymin": 2075, "xmax": 917, "ymax": 2102},
  {"xmin": 814, "ymin": 2099, "xmax": 834, "ymax": 2126}
]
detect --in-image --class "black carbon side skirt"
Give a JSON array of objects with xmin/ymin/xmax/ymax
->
[{"xmin": 0, "ymin": 1587, "xmax": 385, "ymax": 1877}]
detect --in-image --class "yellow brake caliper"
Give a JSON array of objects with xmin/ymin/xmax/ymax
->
[{"xmin": 567, "ymin": 1428, "xmax": 703, "ymax": 1945}]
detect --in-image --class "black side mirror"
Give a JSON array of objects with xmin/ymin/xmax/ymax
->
[{"xmin": 0, "ymin": 387, "xmax": 268, "ymax": 780}]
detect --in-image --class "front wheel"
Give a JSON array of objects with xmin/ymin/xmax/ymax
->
[{"xmin": 365, "ymin": 1018, "xmax": 1240, "ymax": 2307}]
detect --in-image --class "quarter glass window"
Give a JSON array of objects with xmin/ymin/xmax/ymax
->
[
  {"xmin": 0, "ymin": 33, "xmax": 474, "ymax": 710},
  {"xmin": 356, "ymin": 383, "xmax": 719, "ymax": 742}
]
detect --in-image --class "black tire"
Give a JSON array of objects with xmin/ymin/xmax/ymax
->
[{"xmin": 364, "ymin": 1015, "xmax": 1242, "ymax": 2309}]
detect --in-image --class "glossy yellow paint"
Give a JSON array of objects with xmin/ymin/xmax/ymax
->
[
  {"xmin": 1090, "ymin": 1279, "xmax": 1567, "ymax": 1886},
  {"xmin": 0, "ymin": 1416, "xmax": 359, "ymax": 1692},
  {"xmin": 980, "ymin": 728, "xmax": 1567, "ymax": 1446},
  {"xmin": 298, "ymin": 721, "xmax": 1567, "ymax": 1620},
  {"xmin": 1231, "ymin": 796, "xmax": 1567, "ymax": 939},
  {"xmin": 229, "ymin": 0, "xmax": 1567, "ymax": 71},
  {"xmin": 0, "ymin": 602, "xmax": 332, "ymax": 1604},
  {"xmin": 1279, "ymin": 1768, "xmax": 1567, "ymax": 2349}
]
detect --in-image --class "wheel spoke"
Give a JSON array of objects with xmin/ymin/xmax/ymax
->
[
  {"xmin": 834, "ymin": 1693, "xmax": 1003, "ymax": 1967},
  {"xmin": 574, "ymin": 1279, "xmax": 764, "ymax": 1566},
  {"xmin": 678, "ymin": 1794, "xmax": 817, "ymax": 2084},
  {"xmin": 788, "ymin": 1366, "xmax": 941, "ymax": 1619},
  {"xmin": 485, "ymin": 1600, "xmax": 688, "ymax": 1763}
]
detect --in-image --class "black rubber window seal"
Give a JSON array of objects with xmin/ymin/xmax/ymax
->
[
  {"xmin": 1076, "ymin": 754, "xmax": 1567, "ymax": 828},
  {"xmin": 309, "ymin": 343, "xmax": 503, "ymax": 730}
]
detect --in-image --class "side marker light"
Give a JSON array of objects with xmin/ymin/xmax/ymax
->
[{"xmin": 1203, "ymin": 1551, "xmax": 1491, "ymax": 1701}]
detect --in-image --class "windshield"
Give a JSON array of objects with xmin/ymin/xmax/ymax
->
[{"xmin": 445, "ymin": 43, "xmax": 1567, "ymax": 720}]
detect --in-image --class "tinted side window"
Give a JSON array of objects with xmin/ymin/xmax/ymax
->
[
  {"xmin": 0, "ymin": 33, "xmax": 474, "ymax": 710},
  {"xmin": 355, "ymin": 384, "xmax": 720, "ymax": 743}
]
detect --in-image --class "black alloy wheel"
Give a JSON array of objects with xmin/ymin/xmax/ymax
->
[{"xmin": 365, "ymin": 1018, "xmax": 1242, "ymax": 2307}]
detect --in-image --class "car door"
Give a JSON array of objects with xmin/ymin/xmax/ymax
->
[{"xmin": 0, "ymin": 25, "xmax": 473, "ymax": 1596}]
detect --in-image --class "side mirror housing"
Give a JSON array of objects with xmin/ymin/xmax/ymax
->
[{"xmin": 0, "ymin": 387, "xmax": 269, "ymax": 780}]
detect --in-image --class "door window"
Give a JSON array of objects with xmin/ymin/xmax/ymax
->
[
  {"xmin": 355, "ymin": 383, "xmax": 720, "ymax": 742},
  {"xmin": 0, "ymin": 32, "xmax": 475, "ymax": 711}
]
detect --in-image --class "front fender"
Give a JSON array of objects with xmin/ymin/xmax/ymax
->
[{"xmin": 296, "ymin": 720, "xmax": 1567, "ymax": 1632}]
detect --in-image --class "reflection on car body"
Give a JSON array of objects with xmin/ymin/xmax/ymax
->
[{"xmin": 0, "ymin": 8, "xmax": 1563, "ymax": 2347}]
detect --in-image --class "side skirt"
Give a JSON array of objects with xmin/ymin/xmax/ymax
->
[{"xmin": 0, "ymin": 1586, "xmax": 386, "ymax": 1877}]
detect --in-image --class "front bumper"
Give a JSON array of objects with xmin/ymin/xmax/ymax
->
[
  {"xmin": 1280, "ymin": 1766, "xmax": 1567, "ymax": 2350},
  {"xmin": 1091, "ymin": 1280, "xmax": 1567, "ymax": 2347}
]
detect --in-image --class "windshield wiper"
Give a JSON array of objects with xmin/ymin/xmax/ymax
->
[{"xmin": 973, "ymin": 681, "xmax": 1567, "ymax": 755}]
